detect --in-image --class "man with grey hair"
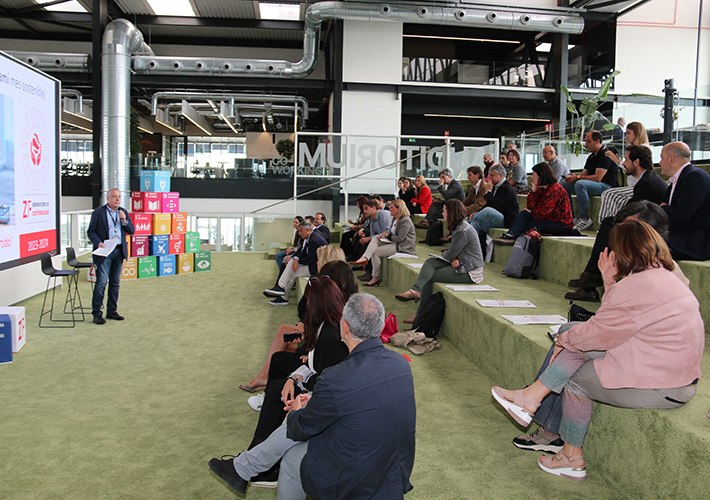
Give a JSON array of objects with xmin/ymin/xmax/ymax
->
[
  {"xmin": 208, "ymin": 293, "xmax": 417, "ymax": 499},
  {"xmin": 416, "ymin": 167, "xmax": 465, "ymax": 227},
  {"xmin": 264, "ymin": 220, "xmax": 327, "ymax": 305},
  {"xmin": 468, "ymin": 164, "xmax": 519, "ymax": 238}
]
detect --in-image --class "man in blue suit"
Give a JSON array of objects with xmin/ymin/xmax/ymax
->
[
  {"xmin": 659, "ymin": 141, "xmax": 710, "ymax": 261},
  {"xmin": 208, "ymin": 293, "xmax": 417, "ymax": 499},
  {"xmin": 87, "ymin": 189, "xmax": 135, "ymax": 324}
]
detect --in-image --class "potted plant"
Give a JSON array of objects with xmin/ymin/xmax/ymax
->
[{"xmin": 275, "ymin": 138, "xmax": 295, "ymax": 161}]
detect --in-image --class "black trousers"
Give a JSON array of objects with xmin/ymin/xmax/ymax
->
[{"xmin": 248, "ymin": 351, "xmax": 304, "ymax": 450}]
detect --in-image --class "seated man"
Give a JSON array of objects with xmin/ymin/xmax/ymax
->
[
  {"xmin": 468, "ymin": 164, "xmax": 519, "ymax": 239},
  {"xmin": 560, "ymin": 130, "xmax": 619, "ymax": 231},
  {"xmin": 463, "ymin": 165, "xmax": 488, "ymax": 217},
  {"xmin": 542, "ymin": 145, "xmax": 570, "ymax": 182},
  {"xmin": 566, "ymin": 146, "xmax": 670, "ymax": 301},
  {"xmin": 659, "ymin": 141, "xmax": 710, "ymax": 261},
  {"xmin": 415, "ymin": 168, "xmax": 465, "ymax": 227},
  {"xmin": 506, "ymin": 149, "xmax": 527, "ymax": 188},
  {"xmin": 264, "ymin": 220, "xmax": 327, "ymax": 305},
  {"xmin": 351, "ymin": 199, "xmax": 392, "ymax": 281},
  {"xmin": 208, "ymin": 293, "xmax": 416, "ymax": 500},
  {"xmin": 313, "ymin": 212, "xmax": 331, "ymax": 243}
]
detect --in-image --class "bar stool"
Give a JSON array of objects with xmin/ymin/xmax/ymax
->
[
  {"xmin": 39, "ymin": 253, "xmax": 85, "ymax": 328},
  {"xmin": 65, "ymin": 247, "xmax": 95, "ymax": 313}
]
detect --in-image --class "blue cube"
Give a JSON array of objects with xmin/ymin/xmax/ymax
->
[
  {"xmin": 158, "ymin": 255, "xmax": 176, "ymax": 276},
  {"xmin": 140, "ymin": 170, "xmax": 171, "ymax": 192},
  {"xmin": 150, "ymin": 235, "xmax": 169, "ymax": 256},
  {"xmin": 0, "ymin": 314, "xmax": 12, "ymax": 364}
]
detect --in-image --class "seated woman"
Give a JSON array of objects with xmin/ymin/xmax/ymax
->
[
  {"xmin": 340, "ymin": 195, "xmax": 369, "ymax": 257},
  {"xmin": 397, "ymin": 177, "xmax": 416, "ymax": 213},
  {"xmin": 274, "ymin": 216, "xmax": 304, "ymax": 270},
  {"xmin": 493, "ymin": 162, "xmax": 573, "ymax": 243},
  {"xmin": 248, "ymin": 277, "xmax": 349, "ymax": 450},
  {"xmin": 240, "ymin": 248, "xmax": 352, "ymax": 393},
  {"xmin": 351, "ymin": 199, "xmax": 416, "ymax": 287},
  {"xmin": 410, "ymin": 174, "xmax": 432, "ymax": 215},
  {"xmin": 395, "ymin": 199, "xmax": 484, "ymax": 324},
  {"xmin": 492, "ymin": 219, "xmax": 704, "ymax": 481}
]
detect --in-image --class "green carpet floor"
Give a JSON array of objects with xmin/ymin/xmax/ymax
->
[{"xmin": 1, "ymin": 253, "xmax": 625, "ymax": 499}]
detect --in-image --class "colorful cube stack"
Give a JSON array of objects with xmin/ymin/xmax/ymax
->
[{"xmin": 123, "ymin": 170, "xmax": 211, "ymax": 279}]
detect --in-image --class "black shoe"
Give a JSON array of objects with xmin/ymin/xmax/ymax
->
[
  {"xmin": 492, "ymin": 234, "xmax": 516, "ymax": 246},
  {"xmin": 263, "ymin": 285, "xmax": 279, "ymax": 297},
  {"xmin": 208, "ymin": 456, "xmax": 248, "ymax": 494},
  {"xmin": 564, "ymin": 288, "xmax": 600, "ymax": 302},
  {"xmin": 263, "ymin": 286, "xmax": 286, "ymax": 297},
  {"xmin": 268, "ymin": 296, "xmax": 289, "ymax": 306},
  {"xmin": 106, "ymin": 312, "xmax": 124, "ymax": 321},
  {"xmin": 250, "ymin": 468, "xmax": 279, "ymax": 488},
  {"xmin": 567, "ymin": 272, "xmax": 603, "ymax": 289},
  {"xmin": 93, "ymin": 315, "xmax": 106, "ymax": 325}
]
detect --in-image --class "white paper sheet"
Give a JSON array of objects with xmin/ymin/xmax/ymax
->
[
  {"xmin": 476, "ymin": 299, "xmax": 536, "ymax": 308},
  {"xmin": 501, "ymin": 315, "xmax": 568, "ymax": 325},
  {"xmin": 427, "ymin": 252, "xmax": 450, "ymax": 263},
  {"xmin": 406, "ymin": 263, "xmax": 424, "ymax": 268},
  {"xmin": 549, "ymin": 325, "xmax": 562, "ymax": 334},
  {"xmin": 445, "ymin": 285, "xmax": 499, "ymax": 292},
  {"xmin": 389, "ymin": 253, "xmax": 418, "ymax": 259},
  {"xmin": 92, "ymin": 239, "xmax": 118, "ymax": 257}
]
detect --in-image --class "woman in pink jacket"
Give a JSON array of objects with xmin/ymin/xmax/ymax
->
[{"xmin": 491, "ymin": 219, "xmax": 704, "ymax": 482}]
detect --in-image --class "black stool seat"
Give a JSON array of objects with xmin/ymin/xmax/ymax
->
[
  {"xmin": 39, "ymin": 252, "xmax": 85, "ymax": 328},
  {"xmin": 66, "ymin": 247, "xmax": 94, "ymax": 269}
]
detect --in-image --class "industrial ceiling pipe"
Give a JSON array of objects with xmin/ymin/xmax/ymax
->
[
  {"xmin": 4, "ymin": 50, "xmax": 89, "ymax": 72},
  {"xmin": 132, "ymin": 0, "xmax": 585, "ymax": 78},
  {"xmin": 150, "ymin": 92, "xmax": 309, "ymax": 121}
]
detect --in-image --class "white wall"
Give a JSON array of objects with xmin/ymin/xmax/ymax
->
[
  {"xmin": 0, "ymin": 254, "xmax": 63, "ymax": 307},
  {"xmin": 342, "ymin": 20, "xmax": 402, "ymax": 84}
]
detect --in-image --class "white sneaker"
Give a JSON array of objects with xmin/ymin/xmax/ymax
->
[
  {"xmin": 248, "ymin": 394, "xmax": 264, "ymax": 412},
  {"xmin": 575, "ymin": 218, "xmax": 593, "ymax": 231}
]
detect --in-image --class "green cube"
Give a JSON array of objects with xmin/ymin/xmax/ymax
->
[
  {"xmin": 138, "ymin": 256, "xmax": 157, "ymax": 278},
  {"xmin": 194, "ymin": 251, "xmax": 212, "ymax": 272},
  {"xmin": 185, "ymin": 232, "xmax": 200, "ymax": 253}
]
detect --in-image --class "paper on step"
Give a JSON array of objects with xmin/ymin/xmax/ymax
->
[
  {"xmin": 501, "ymin": 315, "xmax": 568, "ymax": 325},
  {"xmin": 476, "ymin": 299, "xmax": 535, "ymax": 308},
  {"xmin": 407, "ymin": 263, "xmax": 424, "ymax": 268},
  {"xmin": 445, "ymin": 285, "xmax": 499, "ymax": 292},
  {"xmin": 389, "ymin": 253, "xmax": 418, "ymax": 259}
]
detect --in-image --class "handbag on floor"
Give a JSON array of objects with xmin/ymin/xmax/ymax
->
[
  {"xmin": 380, "ymin": 313, "xmax": 398, "ymax": 343},
  {"xmin": 411, "ymin": 292, "xmax": 445, "ymax": 338},
  {"xmin": 568, "ymin": 301, "xmax": 596, "ymax": 322}
]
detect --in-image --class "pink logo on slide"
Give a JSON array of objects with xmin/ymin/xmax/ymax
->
[{"xmin": 31, "ymin": 134, "xmax": 42, "ymax": 166}]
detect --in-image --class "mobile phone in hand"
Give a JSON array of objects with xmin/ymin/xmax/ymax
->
[{"xmin": 283, "ymin": 332, "xmax": 301, "ymax": 342}]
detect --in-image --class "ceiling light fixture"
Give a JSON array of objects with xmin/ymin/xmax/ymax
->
[
  {"xmin": 61, "ymin": 120, "xmax": 92, "ymax": 132},
  {"xmin": 35, "ymin": 0, "xmax": 87, "ymax": 12},
  {"xmin": 424, "ymin": 114, "xmax": 550, "ymax": 122},
  {"xmin": 146, "ymin": 0, "xmax": 195, "ymax": 17},
  {"xmin": 155, "ymin": 108, "xmax": 182, "ymax": 135},
  {"xmin": 404, "ymin": 35, "xmax": 519, "ymax": 44},
  {"xmin": 259, "ymin": 2, "xmax": 301, "ymax": 21},
  {"xmin": 181, "ymin": 100, "xmax": 212, "ymax": 136}
]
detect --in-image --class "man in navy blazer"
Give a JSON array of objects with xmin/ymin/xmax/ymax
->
[
  {"xmin": 87, "ymin": 188, "xmax": 135, "ymax": 324},
  {"xmin": 659, "ymin": 141, "xmax": 710, "ymax": 261},
  {"xmin": 264, "ymin": 220, "xmax": 327, "ymax": 305},
  {"xmin": 208, "ymin": 293, "xmax": 416, "ymax": 499}
]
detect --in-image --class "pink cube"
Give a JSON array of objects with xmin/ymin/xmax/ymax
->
[
  {"xmin": 131, "ymin": 213, "xmax": 153, "ymax": 235},
  {"xmin": 131, "ymin": 235, "xmax": 150, "ymax": 258},
  {"xmin": 131, "ymin": 192, "xmax": 161, "ymax": 213},
  {"xmin": 161, "ymin": 192, "xmax": 180, "ymax": 213}
]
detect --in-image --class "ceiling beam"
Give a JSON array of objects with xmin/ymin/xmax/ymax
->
[
  {"xmin": 131, "ymin": 16, "xmax": 303, "ymax": 30},
  {"xmin": 2, "ymin": 11, "xmax": 92, "ymax": 23}
]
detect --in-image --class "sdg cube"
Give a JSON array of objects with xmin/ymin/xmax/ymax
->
[
  {"xmin": 132, "ymin": 191, "xmax": 161, "ymax": 213},
  {"xmin": 138, "ymin": 256, "xmax": 158, "ymax": 278},
  {"xmin": 131, "ymin": 235, "xmax": 150, "ymax": 258},
  {"xmin": 177, "ymin": 253, "xmax": 194, "ymax": 274},
  {"xmin": 0, "ymin": 307, "xmax": 26, "ymax": 353},
  {"xmin": 152, "ymin": 214, "xmax": 171, "ymax": 235},
  {"xmin": 140, "ymin": 170, "xmax": 171, "ymax": 192},
  {"xmin": 121, "ymin": 258, "xmax": 138, "ymax": 280},
  {"xmin": 160, "ymin": 192, "xmax": 180, "ymax": 213},
  {"xmin": 171, "ymin": 213, "xmax": 188, "ymax": 234},
  {"xmin": 169, "ymin": 234, "xmax": 185, "ymax": 255},
  {"xmin": 158, "ymin": 255, "xmax": 176, "ymax": 276},
  {"xmin": 185, "ymin": 232, "xmax": 200, "ymax": 253},
  {"xmin": 132, "ymin": 213, "xmax": 153, "ymax": 235},
  {"xmin": 194, "ymin": 251, "xmax": 211, "ymax": 273},
  {"xmin": 150, "ymin": 235, "xmax": 169, "ymax": 256}
]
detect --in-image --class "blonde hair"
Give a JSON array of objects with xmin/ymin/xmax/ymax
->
[
  {"xmin": 317, "ymin": 245, "xmax": 345, "ymax": 267},
  {"xmin": 626, "ymin": 121, "xmax": 649, "ymax": 146},
  {"xmin": 390, "ymin": 198, "xmax": 410, "ymax": 218},
  {"xmin": 414, "ymin": 175, "xmax": 427, "ymax": 195}
]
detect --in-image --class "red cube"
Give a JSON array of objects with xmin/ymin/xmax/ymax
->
[
  {"xmin": 131, "ymin": 213, "xmax": 153, "ymax": 235},
  {"xmin": 131, "ymin": 235, "xmax": 150, "ymax": 258},
  {"xmin": 169, "ymin": 234, "xmax": 185, "ymax": 255},
  {"xmin": 161, "ymin": 192, "xmax": 180, "ymax": 213},
  {"xmin": 131, "ymin": 191, "xmax": 161, "ymax": 213}
]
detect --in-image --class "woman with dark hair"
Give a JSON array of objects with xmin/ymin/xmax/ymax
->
[
  {"xmin": 395, "ymin": 199, "xmax": 484, "ymax": 324},
  {"xmin": 248, "ymin": 277, "xmax": 349, "ymax": 449},
  {"xmin": 492, "ymin": 219, "xmax": 703, "ymax": 482},
  {"xmin": 340, "ymin": 196, "xmax": 370, "ymax": 256},
  {"xmin": 493, "ymin": 162, "xmax": 573, "ymax": 243},
  {"xmin": 397, "ymin": 177, "xmax": 416, "ymax": 213}
]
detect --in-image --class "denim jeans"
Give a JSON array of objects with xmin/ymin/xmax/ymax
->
[
  {"xmin": 507, "ymin": 210, "xmax": 569, "ymax": 238},
  {"xmin": 92, "ymin": 245, "xmax": 123, "ymax": 317},
  {"xmin": 469, "ymin": 207, "xmax": 505, "ymax": 234},
  {"xmin": 560, "ymin": 179, "xmax": 611, "ymax": 220}
]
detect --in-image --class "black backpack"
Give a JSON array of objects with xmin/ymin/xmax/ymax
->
[
  {"xmin": 424, "ymin": 220, "xmax": 444, "ymax": 246},
  {"xmin": 411, "ymin": 292, "xmax": 446, "ymax": 338},
  {"xmin": 503, "ymin": 231, "xmax": 541, "ymax": 279}
]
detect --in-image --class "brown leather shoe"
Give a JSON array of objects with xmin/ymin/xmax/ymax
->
[
  {"xmin": 567, "ymin": 272, "xmax": 603, "ymax": 288},
  {"xmin": 564, "ymin": 288, "xmax": 600, "ymax": 302}
]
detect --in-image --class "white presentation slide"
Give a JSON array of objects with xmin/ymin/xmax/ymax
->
[{"xmin": 0, "ymin": 51, "xmax": 60, "ymax": 271}]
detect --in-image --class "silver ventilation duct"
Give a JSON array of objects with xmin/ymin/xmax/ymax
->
[
  {"xmin": 4, "ymin": 50, "xmax": 89, "ymax": 72},
  {"xmin": 132, "ymin": 1, "xmax": 585, "ymax": 78},
  {"xmin": 101, "ymin": 19, "xmax": 154, "ymax": 201},
  {"xmin": 62, "ymin": 89, "xmax": 84, "ymax": 114},
  {"xmin": 150, "ymin": 92, "xmax": 309, "ymax": 121}
]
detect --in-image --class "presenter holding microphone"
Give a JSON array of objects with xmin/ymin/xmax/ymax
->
[{"xmin": 87, "ymin": 188, "xmax": 135, "ymax": 325}]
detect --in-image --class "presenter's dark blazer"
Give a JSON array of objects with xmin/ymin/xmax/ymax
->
[
  {"xmin": 294, "ymin": 230, "xmax": 328, "ymax": 275},
  {"xmin": 287, "ymin": 337, "xmax": 416, "ymax": 500},
  {"xmin": 87, "ymin": 205, "xmax": 135, "ymax": 260},
  {"xmin": 314, "ymin": 224, "xmax": 331, "ymax": 243},
  {"xmin": 629, "ymin": 169, "xmax": 668, "ymax": 205},
  {"xmin": 662, "ymin": 164, "xmax": 710, "ymax": 260}
]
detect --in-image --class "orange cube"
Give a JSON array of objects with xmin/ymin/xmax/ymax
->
[{"xmin": 171, "ymin": 213, "xmax": 188, "ymax": 234}]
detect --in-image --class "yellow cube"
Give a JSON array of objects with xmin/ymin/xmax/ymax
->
[
  {"xmin": 121, "ymin": 258, "xmax": 138, "ymax": 280},
  {"xmin": 177, "ymin": 253, "xmax": 194, "ymax": 274},
  {"xmin": 152, "ymin": 214, "xmax": 172, "ymax": 235}
]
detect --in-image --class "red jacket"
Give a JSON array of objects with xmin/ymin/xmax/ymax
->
[
  {"xmin": 526, "ymin": 182, "xmax": 573, "ymax": 227},
  {"xmin": 412, "ymin": 185, "xmax": 432, "ymax": 214}
]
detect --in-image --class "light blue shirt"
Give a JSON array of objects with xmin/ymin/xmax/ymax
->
[
  {"xmin": 370, "ymin": 209, "xmax": 393, "ymax": 236},
  {"xmin": 106, "ymin": 206, "xmax": 121, "ymax": 240}
]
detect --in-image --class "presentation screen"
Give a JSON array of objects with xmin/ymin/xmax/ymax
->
[{"xmin": 0, "ymin": 51, "xmax": 60, "ymax": 272}]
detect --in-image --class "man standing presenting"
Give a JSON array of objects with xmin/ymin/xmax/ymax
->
[
  {"xmin": 561, "ymin": 130, "xmax": 618, "ymax": 231},
  {"xmin": 542, "ymin": 145, "xmax": 570, "ymax": 182},
  {"xmin": 208, "ymin": 293, "xmax": 416, "ymax": 499},
  {"xmin": 87, "ymin": 188, "xmax": 135, "ymax": 324},
  {"xmin": 659, "ymin": 141, "xmax": 710, "ymax": 261}
]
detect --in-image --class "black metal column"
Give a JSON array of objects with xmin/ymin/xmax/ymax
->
[
  {"xmin": 551, "ymin": 33, "xmax": 570, "ymax": 142},
  {"xmin": 91, "ymin": 0, "xmax": 107, "ymax": 207},
  {"xmin": 330, "ymin": 20, "xmax": 344, "ymax": 223},
  {"xmin": 663, "ymin": 78, "xmax": 676, "ymax": 145}
]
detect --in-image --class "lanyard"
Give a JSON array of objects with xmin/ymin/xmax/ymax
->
[{"xmin": 108, "ymin": 207, "xmax": 120, "ymax": 239}]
